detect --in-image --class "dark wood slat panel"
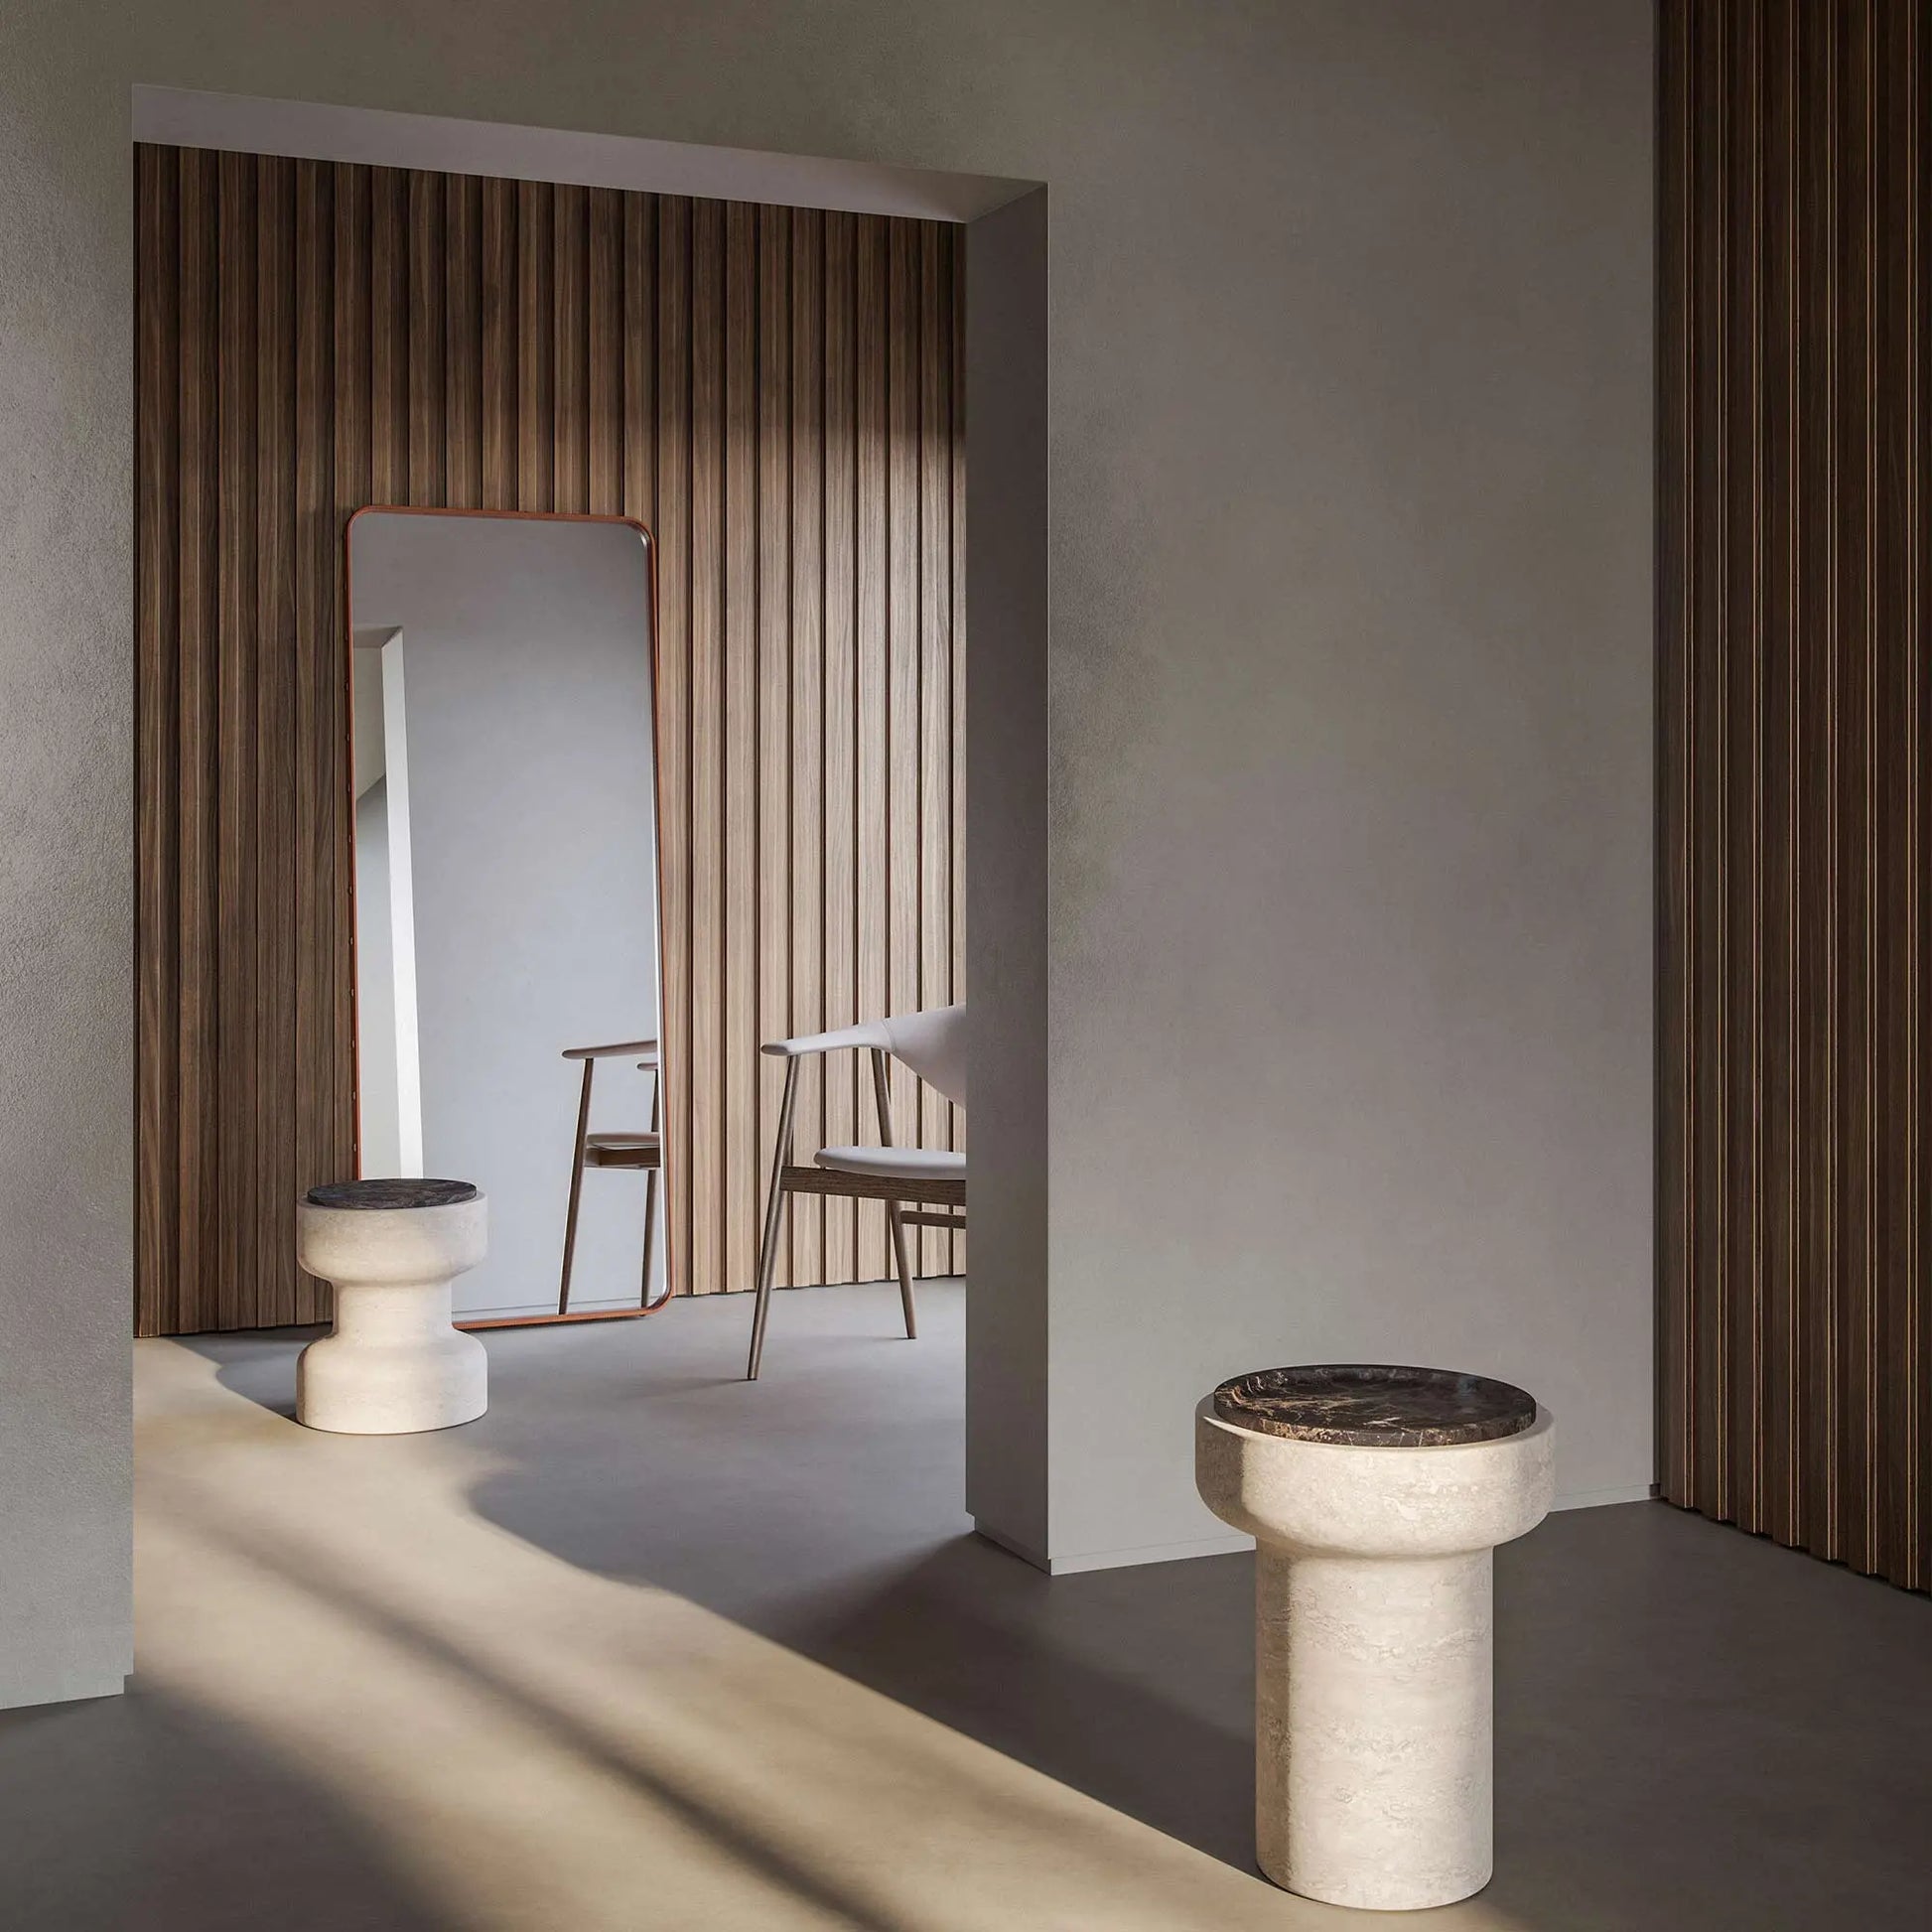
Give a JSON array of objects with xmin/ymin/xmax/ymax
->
[
  {"xmin": 654, "ymin": 195, "xmax": 695, "ymax": 1301},
  {"xmin": 1661, "ymin": 0, "xmax": 1932, "ymax": 1591},
  {"xmin": 406, "ymin": 171, "xmax": 446, "ymax": 507},
  {"xmin": 174, "ymin": 147, "xmax": 221, "ymax": 1339},
  {"xmin": 135, "ymin": 143, "xmax": 180, "ymax": 1335},
  {"xmin": 254, "ymin": 155, "xmax": 299, "ymax": 1328},
  {"xmin": 552, "ymin": 184, "xmax": 589, "ymax": 514},
  {"xmin": 621, "ymin": 195, "xmax": 655, "ymax": 531},
  {"xmin": 688, "ymin": 196, "xmax": 726, "ymax": 1301},
  {"xmin": 176, "ymin": 146, "xmax": 221, "ymax": 1339},
  {"xmin": 292, "ymin": 155, "xmax": 338, "ymax": 1327},
  {"xmin": 369, "ymin": 166, "xmax": 408, "ymax": 508},
  {"xmin": 587, "ymin": 188, "xmax": 622, "ymax": 515},
  {"xmin": 516, "ymin": 181, "xmax": 553, "ymax": 512},
  {"xmin": 723, "ymin": 200, "xmax": 759, "ymax": 1296},
  {"xmin": 213, "ymin": 150, "xmax": 260, "ymax": 1333},
  {"xmin": 444, "ymin": 174, "xmax": 482, "ymax": 510},
  {"xmin": 135, "ymin": 150, "xmax": 964, "ymax": 1331},
  {"xmin": 480, "ymin": 176, "xmax": 516, "ymax": 510}
]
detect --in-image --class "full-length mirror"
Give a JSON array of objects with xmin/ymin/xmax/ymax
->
[{"xmin": 347, "ymin": 509, "xmax": 665, "ymax": 1324}]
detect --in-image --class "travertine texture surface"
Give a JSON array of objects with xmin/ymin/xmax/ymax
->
[
  {"xmin": 1197, "ymin": 1397, "xmax": 1555, "ymax": 1910},
  {"xmin": 296, "ymin": 1194, "xmax": 488, "ymax": 1434}
]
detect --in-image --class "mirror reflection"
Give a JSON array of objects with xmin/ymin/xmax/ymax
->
[{"xmin": 347, "ymin": 510, "xmax": 665, "ymax": 1322}]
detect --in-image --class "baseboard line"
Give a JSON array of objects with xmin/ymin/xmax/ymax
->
[
  {"xmin": 974, "ymin": 1520, "xmax": 1256, "ymax": 1576},
  {"xmin": 1553, "ymin": 1481, "xmax": 1661, "ymax": 1512}
]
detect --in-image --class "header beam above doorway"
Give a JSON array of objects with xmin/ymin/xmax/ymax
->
[{"xmin": 131, "ymin": 84, "xmax": 1037, "ymax": 224}]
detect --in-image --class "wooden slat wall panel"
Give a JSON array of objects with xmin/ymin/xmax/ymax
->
[
  {"xmin": 1660, "ymin": 0, "xmax": 1932, "ymax": 1591},
  {"xmin": 788, "ymin": 212, "xmax": 827, "ymax": 1290},
  {"xmin": 821, "ymin": 212, "xmax": 860, "ymax": 1288},
  {"xmin": 135, "ymin": 147, "xmax": 964, "ymax": 1333}
]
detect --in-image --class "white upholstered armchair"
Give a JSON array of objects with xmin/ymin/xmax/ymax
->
[{"xmin": 747, "ymin": 1004, "xmax": 966, "ymax": 1379}]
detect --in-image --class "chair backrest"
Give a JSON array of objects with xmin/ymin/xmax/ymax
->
[{"xmin": 883, "ymin": 1005, "xmax": 966, "ymax": 1107}]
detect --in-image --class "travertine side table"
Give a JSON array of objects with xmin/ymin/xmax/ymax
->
[
  {"xmin": 296, "ymin": 1179, "xmax": 488, "ymax": 1435},
  {"xmin": 1196, "ymin": 1364, "xmax": 1554, "ymax": 1911}
]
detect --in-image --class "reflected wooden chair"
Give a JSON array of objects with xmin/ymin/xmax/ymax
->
[
  {"xmin": 747, "ymin": 1004, "xmax": 965, "ymax": 1379},
  {"xmin": 558, "ymin": 1038, "xmax": 668, "ymax": 1316}
]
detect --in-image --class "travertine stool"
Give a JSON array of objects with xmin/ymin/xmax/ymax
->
[
  {"xmin": 1196, "ymin": 1364, "xmax": 1554, "ymax": 1911},
  {"xmin": 296, "ymin": 1179, "xmax": 488, "ymax": 1434}
]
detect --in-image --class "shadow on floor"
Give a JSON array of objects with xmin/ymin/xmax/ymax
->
[
  {"xmin": 801, "ymin": 1536, "xmax": 1259, "ymax": 1869},
  {"xmin": 174, "ymin": 1299, "xmax": 1932, "ymax": 1930},
  {"xmin": 184, "ymin": 1326, "xmax": 325, "ymax": 1421},
  {"xmin": 139, "ymin": 1481, "xmax": 920, "ymax": 1932},
  {"xmin": 473, "ymin": 1394, "xmax": 1932, "ymax": 1928},
  {"xmin": 0, "ymin": 1689, "xmax": 452, "ymax": 1932}
]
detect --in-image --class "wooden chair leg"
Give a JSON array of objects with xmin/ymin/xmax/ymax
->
[
  {"xmin": 869, "ymin": 1045, "xmax": 918, "ymax": 1340},
  {"xmin": 887, "ymin": 1202, "xmax": 917, "ymax": 1340},
  {"xmin": 639, "ymin": 1076, "xmax": 670, "ymax": 1313},
  {"xmin": 747, "ymin": 1058, "xmax": 800, "ymax": 1380},
  {"xmin": 557, "ymin": 1057, "xmax": 597, "ymax": 1315},
  {"xmin": 640, "ymin": 1170, "xmax": 670, "ymax": 1312}
]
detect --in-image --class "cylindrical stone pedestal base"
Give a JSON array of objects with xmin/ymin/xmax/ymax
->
[
  {"xmin": 296, "ymin": 1179, "xmax": 488, "ymax": 1436},
  {"xmin": 1197, "ymin": 1365, "xmax": 1554, "ymax": 1912},
  {"xmin": 1257, "ymin": 1546, "xmax": 1493, "ymax": 1906}
]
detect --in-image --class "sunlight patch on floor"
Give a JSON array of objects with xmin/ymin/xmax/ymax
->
[{"xmin": 137, "ymin": 1338, "xmax": 1355, "ymax": 1932}]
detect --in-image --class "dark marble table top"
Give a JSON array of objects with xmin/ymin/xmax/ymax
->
[
  {"xmin": 1210, "ymin": 1363, "xmax": 1536, "ymax": 1447},
  {"xmin": 305, "ymin": 1178, "xmax": 481, "ymax": 1211}
]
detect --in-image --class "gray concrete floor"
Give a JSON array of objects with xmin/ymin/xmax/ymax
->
[{"xmin": 4, "ymin": 1280, "xmax": 1929, "ymax": 1929}]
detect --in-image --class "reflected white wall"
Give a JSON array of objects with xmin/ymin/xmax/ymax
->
[{"xmin": 350, "ymin": 514, "xmax": 660, "ymax": 1318}]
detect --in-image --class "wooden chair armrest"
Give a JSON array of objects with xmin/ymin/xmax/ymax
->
[{"xmin": 562, "ymin": 1038, "xmax": 660, "ymax": 1062}]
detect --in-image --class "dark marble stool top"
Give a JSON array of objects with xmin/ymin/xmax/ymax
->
[
  {"xmin": 304, "ymin": 1178, "xmax": 481, "ymax": 1211},
  {"xmin": 1211, "ymin": 1363, "xmax": 1536, "ymax": 1447}
]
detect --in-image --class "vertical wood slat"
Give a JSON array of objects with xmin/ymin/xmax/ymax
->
[
  {"xmin": 1660, "ymin": 0, "xmax": 1932, "ymax": 1592},
  {"xmin": 587, "ymin": 189, "xmax": 623, "ymax": 516},
  {"xmin": 480, "ymin": 177, "xmax": 516, "ymax": 510},
  {"xmin": 135, "ymin": 149, "xmax": 963, "ymax": 1332},
  {"xmin": 407, "ymin": 172, "xmax": 446, "ymax": 508},
  {"xmin": 688, "ymin": 196, "xmax": 726, "ymax": 1306},
  {"xmin": 917, "ymin": 224, "xmax": 954, "ymax": 1277},
  {"xmin": 789, "ymin": 210, "xmax": 827, "ymax": 1289},
  {"xmin": 654, "ymin": 195, "xmax": 694, "ymax": 1305},
  {"xmin": 213, "ymin": 149, "xmax": 259, "ymax": 1334},
  {"xmin": 516, "ymin": 181, "xmax": 553, "ymax": 512},
  {"xmin": 254, "ymin": 155, "xmax": 298, "ymax": 1328},
  {"xmin": 723, "ymin": 202, "xmax": 759, "ymax": 1296},
  {"xmin": 757, "ymin": 209, "xmax": 795, "ymax": 1286},
  {"xmin": 135, "ymin": 143, "xmax": 180, "ymax": 1336},
  {"xmin": 552, "ymin": 184, "xmax": 589, "ymax": 515},
  {"xmin": 176, "ymin": 147, "xmax": 221, "ymax": 1340},
  {"xmin": 888, "ymin": 221, "xmax": 924, "ymax": 1275},
  {"xmin": 854, "ymin": 215, "xmax": 890, "ymax": 1282},
  {"xmin": 821, "ymin": 210, "xmax": 859, "ymax": 1285},
  {"xmin": 444, "ymin": 175, "xmax": 482, "ymax": 510},
  {"xmin": 292, "ymin": 155, "xmax": 336, "ymax": 1327}
]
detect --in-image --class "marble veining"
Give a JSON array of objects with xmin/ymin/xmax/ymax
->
[
  {"xmin": 1211, "ymin": 1362, "xmax": 1535, "ymax": 1447},
  {"xmin": 305, "ymin": 1177, "xmax": 481, "ymax": 1211}
]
